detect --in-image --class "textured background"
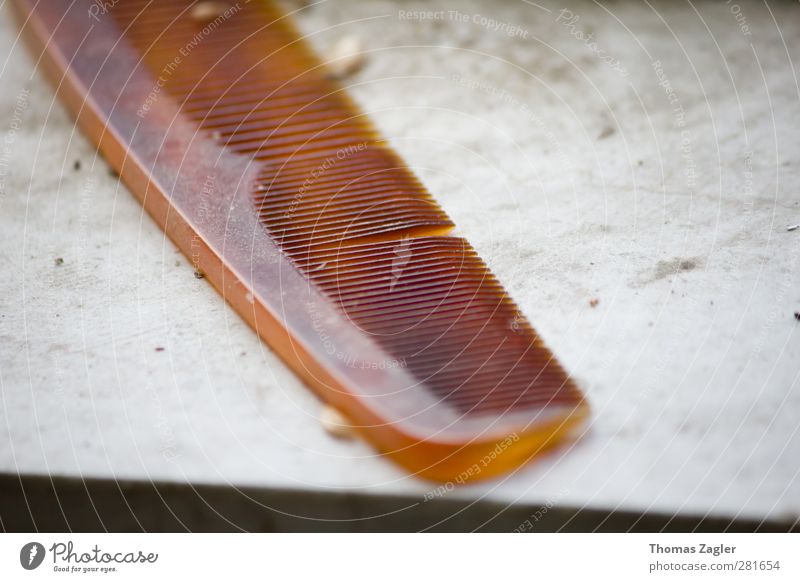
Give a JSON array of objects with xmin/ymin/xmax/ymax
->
[{"xmin": 1, "ymin": 0, "xmax": 799, "ymax": 529}]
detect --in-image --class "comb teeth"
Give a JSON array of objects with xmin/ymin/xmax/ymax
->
[
  {"xmin": 295, "ymin": 237, "xmax": 581, "ymax": 414},
  {"xmin": 104, "ymin": 0, "xmax": 582, "ymax": 417},
  {"xmin": 115, "ymin": 0, "xmax": 455, "ymax": 242},
  {"xmin": 254, "ymin": 148, "xmax": 454, "ymax": 252}
]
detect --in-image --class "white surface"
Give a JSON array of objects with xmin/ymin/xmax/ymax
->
[{"xmin": 1, "ymin": 0, "xmax": 799, "ymax": 523}]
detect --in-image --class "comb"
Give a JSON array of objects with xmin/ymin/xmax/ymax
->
[{"xmin": 13, "ymin": 0, "xmax": 588, "ymax": 481}]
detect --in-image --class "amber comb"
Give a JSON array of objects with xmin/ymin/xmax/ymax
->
[{"xmin": 13, "ymin": 0, "xmax": 588, "ymax": 481}]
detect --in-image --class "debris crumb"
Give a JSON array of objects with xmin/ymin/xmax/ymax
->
[
  {"xmin": 787, "ymin": 224, "xmax": 799, "ymax": 232},
  {"xmin": 794, "ymin": 312, "xmax": 800, "ymax": 321},
  {"xmin": 210, "ymin": 130, "xmax": 222, "ymax": 140},
  {"xmin": 155, "ymin": 346, "xmax": 165, "ymax": 352},
  {"xmin": 193, "ymin": 270, "xmax": 205, "ymax": 279},
  {"xmin": 190, "ymin": 1, "xmax": 229, "ymax": 22},
  {"xmin": 597, "ymin": 126, "xmax": 615, "ymax": 140},
  {"xmin": 589, "ymin": 298, "xmax": 599, "ymax": 308},
  {"xmin": 326, "ymin": 36, "xmax": 365, "ymax": 79},
  {"xmin": 320, "ymin": 405, "xmax": 355, "ymax": 440},
  {"xmin": 54, "ymin": 257, "xmax": 64, "ymax": 266}
]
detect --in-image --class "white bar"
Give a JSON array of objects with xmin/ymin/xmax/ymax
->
[{"xmin": 1, "ymin": 533, "xmax": 797, "ymax": 580}]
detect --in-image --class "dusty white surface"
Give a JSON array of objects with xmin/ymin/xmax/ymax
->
[{"xmin": 1, "ymin": 0, "xmax": 799, "ymax": 523}]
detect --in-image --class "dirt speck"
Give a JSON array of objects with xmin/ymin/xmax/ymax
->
[
  {"xmin": 193, "ymin": 270, "xmax": 205, "ymax": 279},
  {"xmin": 155, "ymin": 346, "xmax": 165, "ymax": 352},
  {"xmin": 597, "ymin": 126, "xmax": 615, "ymax": 140},
  {"xmin": 54, "ymin": 257, "xmax": 64, "ymax": 266},
  {"xmin": 653, "ymin": 257, "xmax": 700, "ymax": 281},
  {"xmin": 589, "ymin": 298, "xmax": 599, "ymax": 308},
  {"xmin": 794, "ymin": 312, "xmax": 800, "ymax": 321},
  {"xmin": 73, "ymin": 160, "xmax": 81, "ymax": 171}
]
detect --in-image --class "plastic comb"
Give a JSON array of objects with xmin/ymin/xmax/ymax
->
[{"xmin": 12, "ymin": 0, "xmax": 588, "ymax": 481}]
